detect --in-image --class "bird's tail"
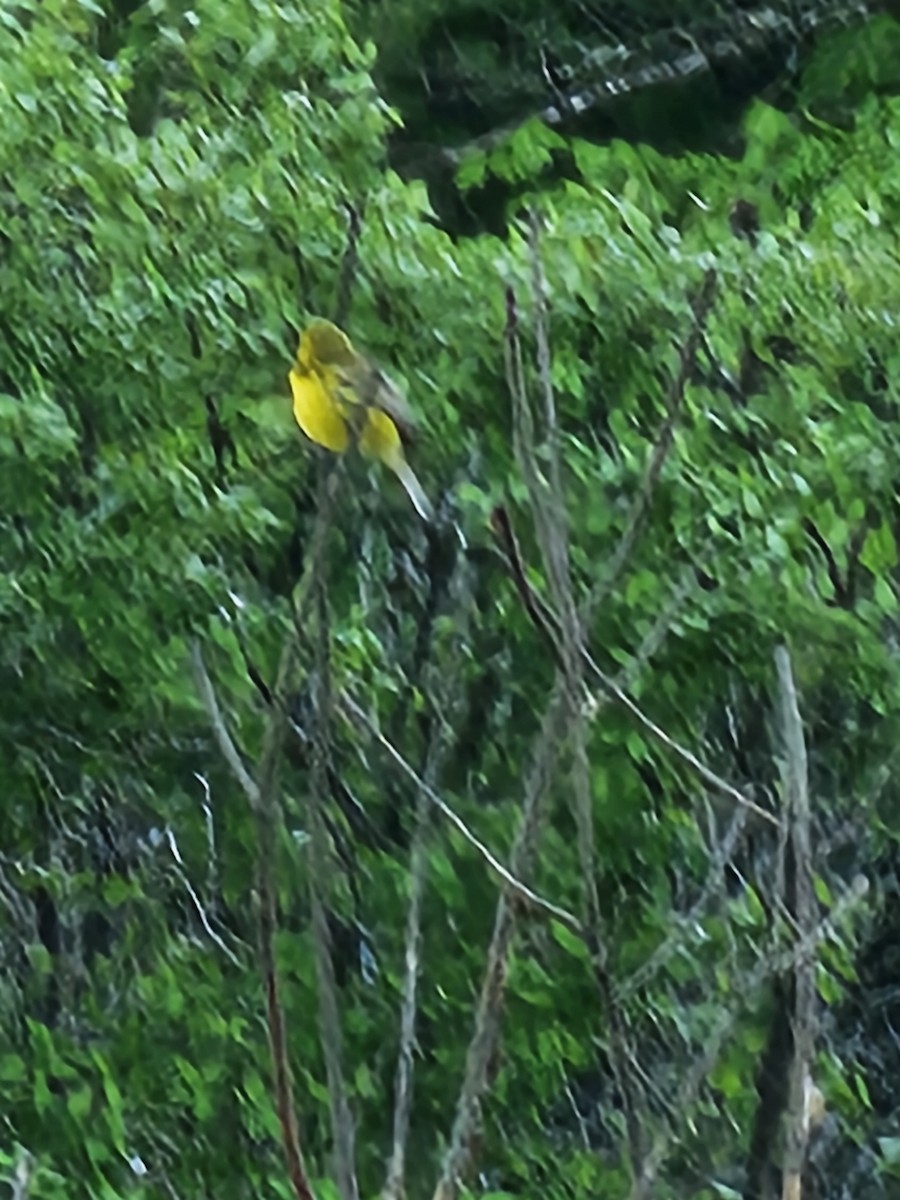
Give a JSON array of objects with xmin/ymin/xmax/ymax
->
[{"xmin": 392, "ymin": 459, "xmax": 433, "ymax": 522}]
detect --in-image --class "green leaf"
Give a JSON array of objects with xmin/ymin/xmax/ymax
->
[
  {"xmin": 861, "ymin": 522, "xmax": 898, "ymax": 573},
  {"xmin": 550, "ymin": 921, "xmax": 589, "ymax": 961},
  {"xmin": 67, "ymin": 1085, "xmax": 94, "ymax": 1121},
  {"xmin": 0, "ymin": 1055, "xmax": 26, "ymax": 1082}
]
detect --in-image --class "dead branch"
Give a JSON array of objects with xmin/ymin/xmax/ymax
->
[
  {"xmin": 384, "ymin": 552, "xmax": 476, "ymax": 1200},
  {"xmin": 310, "ymin": 583, "xmax": 358, "ymax": 1200},
  {"xmin": 530, "ymin": 211, "xmax": 650, "ymax": 1182},
  {"xmin": 190, "ymin": 641, "xmax": 259, "ymax": 811},
  {"xmin": 775, "ymin": 646, "xmax": 817, "ymax": 1200}
]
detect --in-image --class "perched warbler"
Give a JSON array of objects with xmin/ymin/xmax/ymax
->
[{"xmin": 288, "ymin": 320, "xmax": 432, "ymax": 521}]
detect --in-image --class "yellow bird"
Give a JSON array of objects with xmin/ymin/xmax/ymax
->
[{"xmin": 289, "ymin": 320, "xmax": 433, "ymax": 522}]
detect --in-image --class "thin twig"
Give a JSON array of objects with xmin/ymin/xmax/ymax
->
[
  {"xmin": 339, "ymin": 693, "xmax": 581, "ymax": 934},
  {"xmin": 190, "ymin": 641, "xmax": 259, "ymax": 810},
  {"xmin": 584, "ymin": 652, "xmax": 778, "ymax": 826},
  {"xmin": 490, "ymin": 509, "xmax": 778, "ymax": 827}
]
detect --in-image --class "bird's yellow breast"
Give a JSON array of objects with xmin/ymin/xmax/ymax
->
[{"xmin": 289, "ymin": 366, "xmax": 350, "ymax": 453}]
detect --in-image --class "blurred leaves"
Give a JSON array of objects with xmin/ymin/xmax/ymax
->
[{"xmin": 2, "ymin": 2, "xmax": 900, "ymax": 1199}]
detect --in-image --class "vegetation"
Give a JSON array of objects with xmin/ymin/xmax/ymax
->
[{"xmin": 2, "ymin": 2, "xmax": 900, "ymax": 1198}]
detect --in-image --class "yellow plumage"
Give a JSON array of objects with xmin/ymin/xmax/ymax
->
[{"xmin": 289, "ymin": 320, "xmax": 432, "ymax": 521}]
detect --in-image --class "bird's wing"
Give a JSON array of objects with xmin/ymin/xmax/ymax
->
[{"xmin": 355, "ymin": 364, "xmax": 419, "ymax": 433}]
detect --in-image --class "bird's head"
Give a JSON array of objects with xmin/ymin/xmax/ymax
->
[{"xmin": 297, "ymin": 319, "xmax": 356, "ymax": 372}]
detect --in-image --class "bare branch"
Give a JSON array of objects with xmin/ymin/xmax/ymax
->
[
  {"xmin": 775, "ymin": 645, "xmax": 817, "ymax": 1200},
  {"xmin": 382, "ymin": 785, "xmax": 431, "ymax": 1200},
  {"xmin": 190, "ymin": 641, "xmax": 259, "ymax": 810},
  {"xmin": 432, "ymin": 575, "xmax": 688, "ymax": 1200},
  {"xmin": 309, "ymin": 584, "xmax": 358, "ymax": 1200},
  {"xmin": 528, "ymin": 219, "xmax": 651, "ymax": 1183}
]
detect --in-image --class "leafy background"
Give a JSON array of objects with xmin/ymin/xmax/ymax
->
[{"xmin": 2, "ymin": 0, "xmax": 900, "ymax": 1197}]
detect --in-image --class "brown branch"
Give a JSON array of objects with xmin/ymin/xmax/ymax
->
[
  {"xmin": 490, "ymin": 507, "xmax": 778, "ymax": 827},
  {"xmin": 489, "ymin": 505, "xmax": 563, "ymax": 663},
  {"xmin": 256, "ymin": 853, "xmax": 315, "ymax": 1200},
  {"xmin": 384, "ymin": 551, "xmax": 481, "ymax": 1200},
  {"xmin": 431, "ymin": 569, "xmax": 689, "ymax": 1200},
  {"xmin": 587, "ymin": 268, "xmax": 717, "ymax": 620},
  {"xmin": 434, "ymin": 255, "xmax": 718, "ymax": 1200},
  {"xmin": 194, "ymin": 462, "xmax": 344, "ymax": 1200}
]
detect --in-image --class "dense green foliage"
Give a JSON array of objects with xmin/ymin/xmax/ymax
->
[{"xmin": 2, "ymin": 2, "xmax": 900, "ymax": 1198}]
